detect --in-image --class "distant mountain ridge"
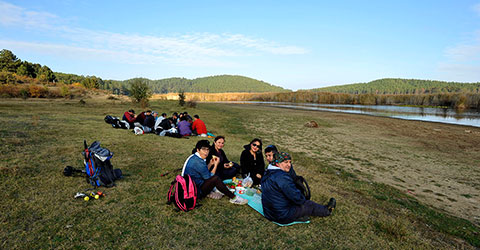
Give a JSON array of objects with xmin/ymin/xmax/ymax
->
[
  {"xmin": 114, "ymin": 75, "xmax": 289, "ymax": 94},
  {"xmin": 310, "ymin": 78, "xmax": 480, "ymax": 94}
]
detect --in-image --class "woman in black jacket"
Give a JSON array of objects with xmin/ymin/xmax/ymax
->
[
  {"xmin": 240, "ymin": 138, "xmax": 265, "ymax": 185},
  {"xmin": 206, "ymin": 136, "xmax": 239, "ymax": 180}
]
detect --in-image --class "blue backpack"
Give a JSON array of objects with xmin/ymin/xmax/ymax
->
[{"xmin": 83, "ymin": 140, "xmax": 122, "ymax": 187}]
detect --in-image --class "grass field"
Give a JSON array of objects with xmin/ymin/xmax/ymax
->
[{"xmin": 1, "ymin": 98, "xmax": 479, "ymax": 249}]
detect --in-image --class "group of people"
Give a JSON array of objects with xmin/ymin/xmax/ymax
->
[
  {"xmin": 181, "ymin": 137, "xmax": 337, "ymax": 224},
  {"xmin": 122, "ymin": 109, "xmax": 208, "ymax": 137}
]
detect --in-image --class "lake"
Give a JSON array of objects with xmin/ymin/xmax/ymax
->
[{"xmin": 220, "ymin": 101, "xmax": 480, "ymax": 128}]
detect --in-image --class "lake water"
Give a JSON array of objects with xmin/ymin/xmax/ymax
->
[{"xmin": 221, "ymin": 101, "xmax": 480, "ymax": 128}]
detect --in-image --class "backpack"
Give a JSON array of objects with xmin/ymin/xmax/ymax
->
[
  {"xmin": 294, "ymin": 175, "xmax": 311, "ymax": 200},
  {"xmin": 104, "ymin": 115, "xmax": 130, "ymax": 129},
  {"xmin": 167, "ymin": 175, "xmax": 198, "ymax": 212},
  {"xmin": 83, "ymin": 140, "xmax": 122, "ymax": 187}
]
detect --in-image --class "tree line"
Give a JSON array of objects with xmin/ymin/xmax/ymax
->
[
  {"xmin": 0, "ymin": 49, "xmax": 56, "ymax": 84},
  {"xmin": 311, "ymin": 78, "xmax": 480, "ymax": 95}
]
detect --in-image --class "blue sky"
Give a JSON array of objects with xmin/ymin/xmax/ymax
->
[{"xmin": 1, "ymin": 0, "xmax": 480, "ymax": 90}]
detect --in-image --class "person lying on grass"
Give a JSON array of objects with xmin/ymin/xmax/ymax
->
[
  {"xmin": 261, "ymin": 152, "xmax": 336, "ymax": 224},
  {"xmin": 182, "ymin": 140, "xmax": 248, "ymax": 205}
]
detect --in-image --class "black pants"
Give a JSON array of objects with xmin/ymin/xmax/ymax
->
[
  {"xmin": 200, "ymin": 175, "xmax": 235, "ymax": 199},
  {"xmin": 216, "ymin": 162, "xmax": 240, "ymax": 180},
  {"xmin": 292, "ymin": 200, "xmax": 330, "ymax": 221}
]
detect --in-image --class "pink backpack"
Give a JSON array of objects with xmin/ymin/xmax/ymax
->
[{"xmin": 167, "ymin": 175, "xmax": 198, "ymax": 212}]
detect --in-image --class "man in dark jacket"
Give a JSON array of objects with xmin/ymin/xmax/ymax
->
[
  {"xmin": 142, "ymin": 110, "xmax": 155, "ymax": 133},
  {"xmin": 261, "ymin": 152, "xmax": 336, "ymax": 224}
]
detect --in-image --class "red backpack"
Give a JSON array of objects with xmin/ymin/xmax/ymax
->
[{"xmin": 167, "ymin": 175, "xmax": 198, "ymax": 212}]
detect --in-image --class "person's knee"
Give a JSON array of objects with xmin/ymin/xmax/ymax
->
[{"xmin": 210, "ymin": 175, "xmax": 221, "ymax": 182}]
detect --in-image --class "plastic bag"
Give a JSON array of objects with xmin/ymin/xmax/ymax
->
[{"xmin": 243, "ymin": 174, "xmax": 253, "ymax": 188}]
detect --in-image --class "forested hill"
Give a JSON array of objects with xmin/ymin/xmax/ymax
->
[
  {"xmin": 310, "ymin": 78, "xmax": 480, "ymax": 94},
  {"xmin": 122, "ymin": 75, "xmax": 289, "ymax": 93}
]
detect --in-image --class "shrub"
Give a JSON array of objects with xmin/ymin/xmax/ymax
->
[
  {"xmin": 29, "ymin": 84, "xmax": 48, "ymax": 98},
  {"xmin": 20, "ymin": 88, "xmax": 29, "ymax": 99},
  {"xmin": 186, "ymin": 99, "xmax": 197, "ymax": 108},
  {"xmin": 0, "ymin": 84, "xmax": 20, "ymax": 97},
  {"xmin": 129, "ymin": 79, "xmax": 152, "ymax": 104},
  {"xmin": 59, "ymin": 84, "xmax": 72, "ymax": 98}
]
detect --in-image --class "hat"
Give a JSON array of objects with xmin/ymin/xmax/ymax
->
[
  {"xmin": 273, "ymin": 152, "xmax": 291, "ymax": 164},
  {"xmin": 152, "ymin": 111, "xmax": 158, "ymax": 115},
  {"xmin": 128, "ymin": 109, "xmax": 135, "ymax": 114}
]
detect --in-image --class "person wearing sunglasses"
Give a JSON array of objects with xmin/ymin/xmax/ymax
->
[{"xmin": 240, "ymin": 138, "xmax": 265, "ymax": 185}]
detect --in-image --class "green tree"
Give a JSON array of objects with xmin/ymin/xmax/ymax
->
[
  {"xmin": 0, "ymin": 49, "xmax": 21, "ymax": 73},
  {"xmin": 81, "ymin": 77, "xmax": 99, "ymax": 89},
  {"xmin": 38, "ymin": 65, "xmax": 56, "ymax": 82},
  {"xmin": 178, "ymin": 90, "xmax": 186, "ymax": 106},
  {"xmin": 16, "ymin": 61, "xmax": 36, "ymax": 77},
  {"xmin": 129, "ymin": 79, "xmax": 152, "ymax": 104}
]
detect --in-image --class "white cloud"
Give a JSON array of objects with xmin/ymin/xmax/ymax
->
[
  {"xmin": 445, "ymin": 43, "xmax": 480, "ymax": 61},
  {"xmin": 473, "ymin": 3, "xmax": 480, "ymax": 16},
  {"xmin": 0, "ymin": 1, "xmax": 59, "ymax": 29},
  {"xmin": 438, "ymin": 63, "xmax": 480, "ymax": 81},
  {"xmin": 0, "ymin": 1, "xmax": 307, "ymax": 67}
]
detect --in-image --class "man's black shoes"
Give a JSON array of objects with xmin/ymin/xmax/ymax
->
[{"xmin": 327, "ymin": 198, "xmax": 336, "ymax": 213}]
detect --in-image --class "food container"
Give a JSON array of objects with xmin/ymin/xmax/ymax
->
[
  {"xmin": 235, "ymin": 187, "xmax": 245, "ymax": 194},
  {"xmin": 245, "ymin": 188, "xmax": 255, "ymax": 196}
]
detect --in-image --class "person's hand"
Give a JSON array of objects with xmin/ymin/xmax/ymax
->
[
  {"xmin": 256, "ymin": 173, "xmax": 262, "ymax": 179},
  {"xmin": 224, "ymin": 163, "xmax": 232, "ymax": 169},
  {"xmin": 212, "ymin": 157, "xmax": 220, "ymax": 166}
]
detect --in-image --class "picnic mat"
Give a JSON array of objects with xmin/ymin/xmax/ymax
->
[{"xmin": 223, "ymin": 179, "xmax": 310, "ymax": 226}]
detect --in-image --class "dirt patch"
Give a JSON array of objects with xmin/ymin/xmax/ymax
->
[{"xmin": 242, "ymin": 104, "xmax": 480, "ymax": 225}]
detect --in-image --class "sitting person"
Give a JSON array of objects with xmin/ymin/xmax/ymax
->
[
  {"xmin": 191, "ymin": 115, "xmax": 207, "ymax": 137},
  {"xmin": 182, "ymin": 140, "xmax": 248, "ymax": 205},
  {"xmin": 240, "ymin": 138, "xmax": 265, "ymax": 185},
  {"xmin": 206, "ymin": 136, "xmax": 240, "ymax": 180},
  {"xmin": 264, "ymin": 144, "xmax": 296, "ymax": 178},
  {"xmin": 177, "ymin": 116, "xmax": 192, "ymax": 136},
  {"xmin": 122, "ymin": 109, "xmax": 137, "ymax": 128},
  {"xmin": 142, "ymin": 110, "xmax": 155, "ymax": 133},
  {"xmin": 261, "ymin": 152, "xmax": 336, "ymax": 224},
  {"xmin": 154, "ymin": 113, "xmax": 167, "ymax": 132}
]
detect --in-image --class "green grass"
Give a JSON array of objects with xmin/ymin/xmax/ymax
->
[{"xmin": 0, "ymin": 98, "xmax": 479, "ymax": 249}]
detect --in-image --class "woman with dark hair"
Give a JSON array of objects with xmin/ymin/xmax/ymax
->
[
  {"xmin": 182, "ymin": 140, "xmax": 248, "ymax": 204},
  {"xmin": 240, "ymin": 138, "xmax": 265, "ymax": 185},
  {"xmin": 177, "ymin": 115, "xmax": 192, "ymax": 136},
  {"xmin": 206, "ymin": 136, "xmax": 239, "ymax": 180}
]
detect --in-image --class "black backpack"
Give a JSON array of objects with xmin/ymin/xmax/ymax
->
[
  {"xmin": 294, "ymin": 175, "xmax": 311, "ymax": 200},
  {"xmin": 83, "ymin": 140, "xmax": 122, "ymax": 187},
  {"xmin": 104, "ymin": 115, "xmax": 130, "ymax": 129}
]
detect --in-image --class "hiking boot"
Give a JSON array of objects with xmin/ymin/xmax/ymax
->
[
  {"xmin": 229, "ymin": 195, "xmax": 248, "ymax": 205},
  {"xmin": 327, "ymin": 198, "xmax": 336, "ymax": 213},
  {"xmin": 207, "ymin": 191, "xmax": 224, "ymax": 200}
]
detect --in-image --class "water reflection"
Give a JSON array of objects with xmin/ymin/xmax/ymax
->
[{"xmin": 219, "ymin": 101, "xmax": 480, "ymax": 127}]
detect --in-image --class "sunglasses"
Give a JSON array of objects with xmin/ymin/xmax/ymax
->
[{"xmin": 252, "ymin": 143, "xmax": 261, "ymax": 148}]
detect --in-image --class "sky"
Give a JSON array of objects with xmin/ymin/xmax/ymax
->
[{"xmin": 1, "ymin": 1, "xmax": 480, "ymax": 90}]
